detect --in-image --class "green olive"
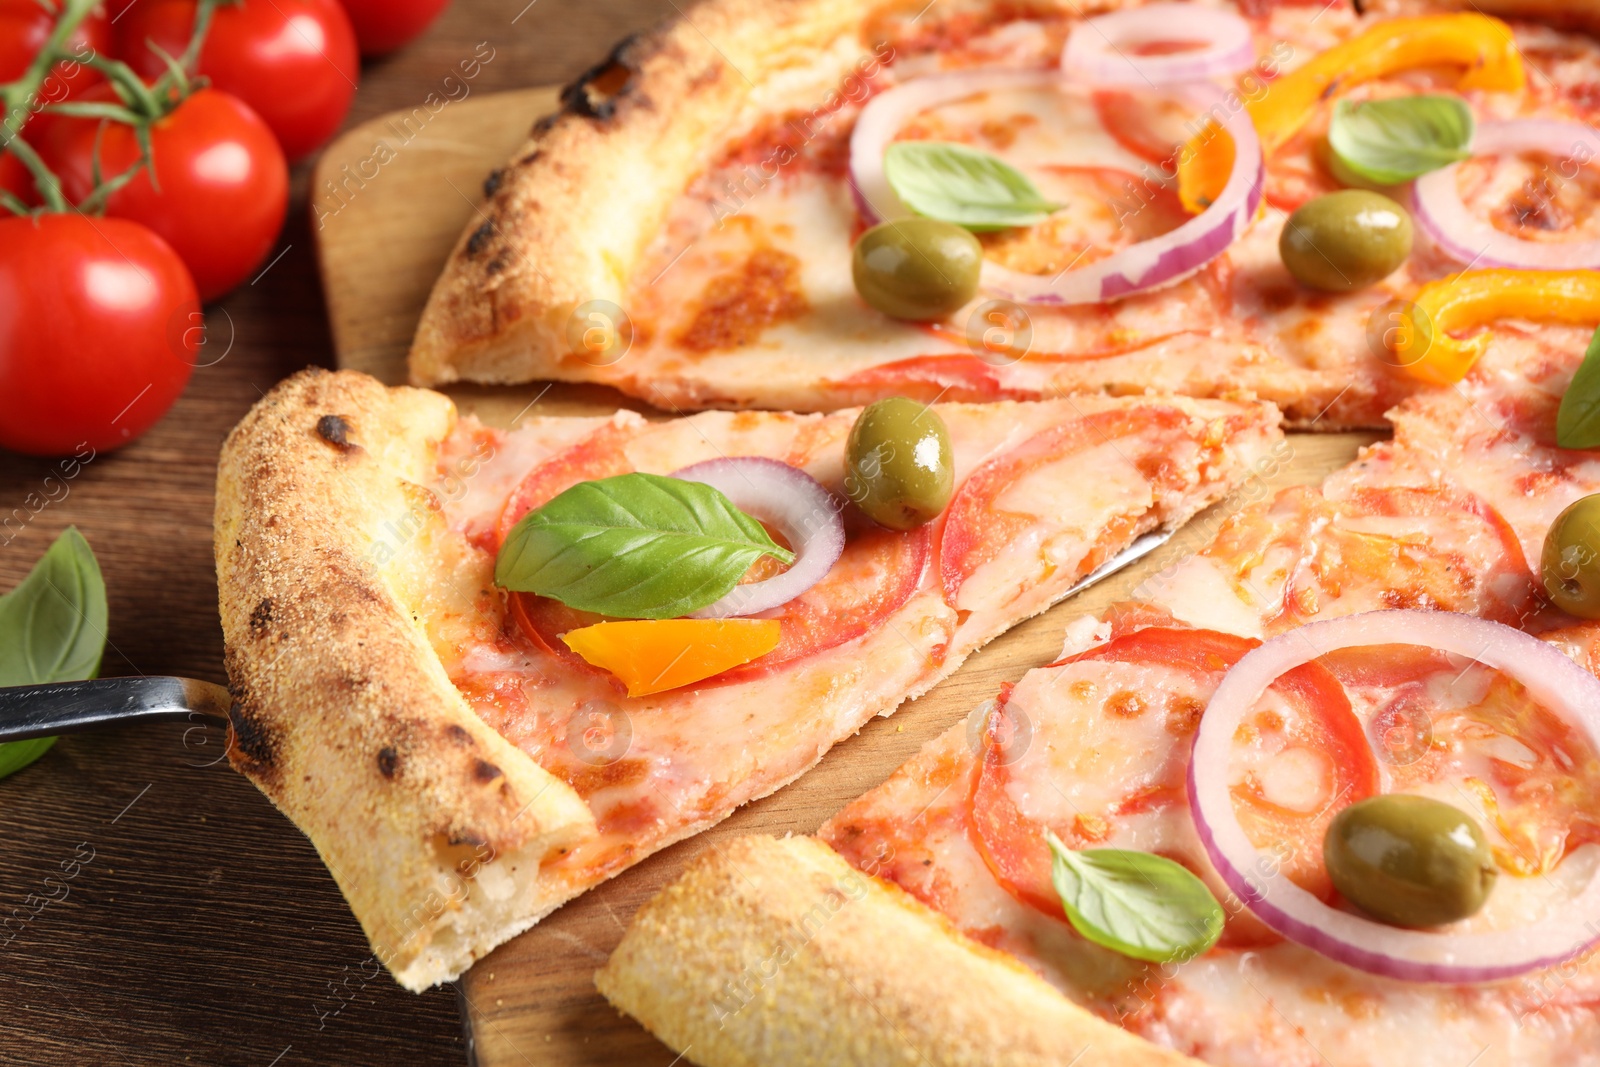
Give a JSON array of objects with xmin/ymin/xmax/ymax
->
[
  {"xmin": 1280, "ymin": 190, "xmax": 1413, "ymax": 292},
  {"xmin": 846, "ymin": 397, "xmax": 954, "ymax": 530},
  {"xmin": 1324, "ymin": 794, "xmax": 1497, "ymax": 928},
  {"xmin": 1542, "ymin": 493, "xmax": 1600, "ymax": 618},
  {"xmin": 852, "ymin": 218, "xmax": 982, "ymax": 321}
]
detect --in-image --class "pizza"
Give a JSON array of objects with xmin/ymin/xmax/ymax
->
[
  {"xmin": 595, "ymin": 328, "xmax": 1600, "ymax": 1065},
  {"xmin": 411, "ymin": 0, "xmax": 1600, "ymax": 427},
  {"xmin": 213, "ymin": 368, "xmax": 1277, "ymax": 989}
]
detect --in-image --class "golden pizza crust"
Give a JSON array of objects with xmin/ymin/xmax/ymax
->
[
  {"xmin": 596, "ymin": 833, "xmax": 1201, "ymax": 1067},
  {"xmin": 216, "ymin": 371, "xmax": 1280, "ymax": 993},
  {"xmin": 408, "ymin": 0, "xmax": 876, "ymax": 387},
  {"xmin": 214, "ymin": 368, "xmax": 597, "ymax": 992}
]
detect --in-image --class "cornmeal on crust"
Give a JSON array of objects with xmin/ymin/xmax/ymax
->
[
  {"xmin": 595, "ymin": 834, "xmax": 1199, "ymax": 1067},
  {"xmin": 214, "ymin": 368, "xmax": 596, "ymax": 992},
  {"xmin": 409, "ymin": 0, "xmax": 871, "ymax": 387}
]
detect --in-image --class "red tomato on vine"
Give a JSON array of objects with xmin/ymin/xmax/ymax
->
[
  {"xmin": 0, "ymin": 0, "xmax": 109, "ymax": 138},
  {"xmin": 0, "ymin": 215, "xmax": 199, "ymax": 456},
  {"xmin": 0, "ymin": 151, "xmax": 32, "ymax": 205},
  {"xmin": 37, "ymin": 85, "xmax": 290, "ymax": 300},
  {"xmin": 117, "ymin": 0, "xmax": 359, "ymax": 161},
  {"xmin": 338, "ymin": 0, "xmax": 451, "ymax": 56},
  {"xmin": 0, "ymin": 0, "xmax": 107, "ymax": 86}
]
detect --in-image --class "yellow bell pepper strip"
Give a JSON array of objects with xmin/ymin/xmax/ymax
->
[
  {"xmin": 1391, "ymin": 270, "xmax": 1600, "ymax": 385},
  {"xmin": 1178, "ymin": 14, "xmax": 1525, "ymax": 212},
  {"xmin": 561, "ymin": 619, "xmax": 782, "ymax": 697}
]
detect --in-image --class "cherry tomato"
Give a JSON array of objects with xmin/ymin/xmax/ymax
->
[
  {"xmin": 0, "ymin": 215, "xmax": 198, "ymax": 456},
  {"xmin": 0, "ymin": 0, "xmax": 108, "ymax": 85},
  {"xmin": 0, "ymin": 0, "xmax": 109, "ymax": 139},
  {"xmin": 117, "ymin": 0, "xmax": 359, "ymax": 161},
  {"xmin": 38, "ymin": 86, "xmax": 289, "ymax": 300},
  {"xmin": 337, "ymin": 0, "xmax": 450, "ymax": 56},
  {"xmin": 0, "ymin": 150, "xmax": 33, "ymax": 205}
]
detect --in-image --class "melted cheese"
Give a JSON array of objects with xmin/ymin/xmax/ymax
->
[
  {"xmin": 585, "ymin": 5, "xmax": 1600, "ymax": 427},
  {"xmin": 437, "ymin": 396, "xmax": 1271, "ymax": 897},
  {"xmin": 823, "ymin": 332, "xmax": 1600, "ymax": 1065}
]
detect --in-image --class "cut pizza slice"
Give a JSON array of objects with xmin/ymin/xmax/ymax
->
[
  {"xmin": 411, "ymin": 0, "xmax": 1600, "ymax": 426},
  {"xmin": 214, "ymin": 368, "xmax": 1279, "ymax": 990},
  {"xmin": 597, "ymin": 335, "xmax": 1600, "ymax": 1065}
]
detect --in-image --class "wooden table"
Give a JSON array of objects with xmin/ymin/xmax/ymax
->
[{"xmin": 0, "ymin": 2, "xmax": 677, "ymax": 1063}]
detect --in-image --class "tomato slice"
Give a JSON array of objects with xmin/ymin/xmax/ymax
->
[
  {"xmin": 969, "ymin": 625, "xmax": 1379, "ymax": 942},
  {"xmin": 939, "ymin": 406, "xmax": 1189, "ymax": 606},
  {"xmin": 495, "ymin": 419, "xmax": 641, "ymax": 545},
  {"xmin": 715, "ymin": 515, "xmax": 932, "ymax": 683},
  {"xmin": 833, "ymin": 355, "xmax": 1022, "ymax": 404},
  {"xmin": 500, "ymin": 422, "xmax": 932, "ymax": 688},
  {"xmin": 1274, "ymin": 482, "xmax": 1536, "ymax": 628},
  {"xmin": 1091, "ymin": 88, "xmax": 1195, "ymax": 168}
]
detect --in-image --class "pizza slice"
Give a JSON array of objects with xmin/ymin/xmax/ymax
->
[
  {"xmin": 411, "ymin": 0, "xmax": 1600, "ymax": 427},
  {"xmin": 214, "ymin": 368, "xmax": 1279, "ymax": 989},
  {"xmin": 596, "ymin": 334, "xmax": 1600, "ymax": 1064}
]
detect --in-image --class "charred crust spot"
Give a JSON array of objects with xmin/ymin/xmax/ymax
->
[
  {"xmin": 227, "ymin": 701, "xmax": 278, "ymax": 780},
  {"xmin": 484, "ymin": 256, "xmax": 507, "ymax": 276},
  {"xmin": 377, "ymin": 747, "xmax": 401, "ymax": 778},
  {"xmin": 448, "ymin": 829, "xmax": 488, "ymax": 849},
  {"xmin": 517, "ymin": 148, "xmax": 541, "ymax": 167},
  {"xmin": 560, "ymin": 33, "xmax": 641, "ymax": 121},
  {"xmin": 248, "ymin": 598, "xmax": 273, "ymax": 637},
  {"xmin": 482, "ymin": 168, "xmax": 505, "ymax": 198},
  {"xmin": 465, "ymin": 220, "xmax": 495, "ymax": 257},
  {"xmin": 315, "ymin": 414, "xmax": 360, "ymax": 453},
  {"xmin": 531, "ymin": 113, "xmax": 558, "ymax": 136},
  {"xmin": 445, "ymin": 724, "xmax": 474, "ymax": 746},
  {"xmin": 472, "ymin": 759, "xmax": 503, "ymax": 783}
]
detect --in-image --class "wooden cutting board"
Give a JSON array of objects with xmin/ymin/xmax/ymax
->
[{"xmin": 312, "ymin": 89, "xmax": 1381, "ymax": 1067}]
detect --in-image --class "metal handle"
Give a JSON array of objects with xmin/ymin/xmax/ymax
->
[{"xmin": 0, "ymin": 677, "xmax": 231, "ymax": 743}]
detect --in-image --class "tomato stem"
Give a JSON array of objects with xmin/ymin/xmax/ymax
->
[
  {"xmin": 76, "ymin": 54, "xmax": 166, "ymax": 119},
  {"xmin": 0, "ymin": 0, "xmax": 103, "ymax": 213},
  {"xmin": 0, "ymin": 0, "xmax": 225, "ymax": 217}
]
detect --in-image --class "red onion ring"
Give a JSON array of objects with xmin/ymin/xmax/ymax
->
[
  {"xmin": 1061, "ymin": 4, "xmax": 1256, "ymax": 87},
  {"xmin": 1414, "ymin": 120, "xmax": 1600, "ymax": 269},
  {"xmin": 848, "ymin": 68, "xmax": 1056, "ymax": 224},
  {"xmin": 847, "ymin": 71, "xmax": 1264, "ymax": 306},
  {"xmin": 670, "ymin": 457, "xmax": 845, "ymax": 619},
  {"xmin": 1188, "ymin": 609, "xmax": 1600, "ymax": 984}
]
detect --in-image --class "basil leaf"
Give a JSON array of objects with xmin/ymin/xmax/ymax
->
[
  {"xmin": 495, "ymin": 473, "xmax": 796, "ymax": 619},
  {"xmin": 1047, "ymin": 832, "xmax": 1224, "ymax": 963},
  {"xmin": 884, "ymin": 141, "xmax": 1060, "ymax": 231},
  {"xmin": 1558, "ymin": 326, "xmax": 1600, "ymax": 449},
  {"xmin": 0, "ymin": 738, "xmax": 58, "ymax": 780},
  {"xmin": 0, "ymin": 527, "xmax": 108, "ymax": 780},
  {"xmin": 1327, "ymin": 95, "xmax": 1474, "ymax": 186}
]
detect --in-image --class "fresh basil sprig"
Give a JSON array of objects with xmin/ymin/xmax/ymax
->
[
  {"xmin": 884, "ymin": 141, "xmax": 1060, "ymax": 231},
  {"xmin": 0, "ymin": 527, "xmax": 108, "ymax": 781},
  {"xmin": 1327, "ymin": 95, "xmax": 1474, "ymax": 186},
  {"xmin": 1047, "ymin": 831, "xmax": 1224, "ymax": 963},
  {"xmin": 495, "ymin": 473, "xmax": 795, "ymax": 619},
  {"xmin": 1558, "ymin": 326, "xmax": 1600, "ymax": 449}
]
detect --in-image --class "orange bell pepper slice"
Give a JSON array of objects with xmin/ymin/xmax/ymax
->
[
  {"xmin": 561, "ymin": 618, "xmax": 782, "ymax": 697},
  {"xmin": 1390, "ymin": 270, "xmax": 1600, "ymax": 385},
  {"xmin": 1178, "ymin": 13, "xmax": 1525, "ymax": 212}
]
